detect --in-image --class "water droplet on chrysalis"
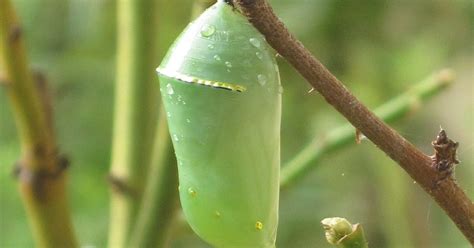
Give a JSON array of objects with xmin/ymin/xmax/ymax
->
[
  {"xmin": 167, "ymin": 112, "xmax": 171, "ymax": 118},
  {"xmin": 255, "ymin": 221, "xmax": 263, "ymax": 230},
  {"xmin": 208, "ymin": 44, "xmax": 215, "ymax": 50},
  {"xmin": 188, "ymin": 187, "xmax": 197, "ymax": 197},
  {"xmin": 173, "ymin": 134, "xmax": 179, "ymax": 142},
  {"xmin": 257, "ymin": 74, "xmax": 267, "ymax": 86},
  {"xmin": 278, "ymin": 85, "xmax": 284, "ymax": 94},
  {"xmin": 225, "ymin": 61, "xmax": 232, "ymax": 68},
  {"xmin": 214, "ymin": 55, "xmax": 221, "ymax": 61},
  {"xmin": 200, "ymin": 24, "xmax": 216, "ymax": 37},
  {"xmin": 255, "ymin": 52, "xmax": 263, "ymax": 60},
  {"xmin": 249, "ymin": 37, "xmax": 261, "ymax": 48},
  {"xmin": 186, "ymin": 118, "xmax": 191, "ymax": 123},
  {"xmin": 215, "ymin": 211, "xmax": 221, "ymax": 218},
  {"xmin": 166, "ymin": 83, "xmax": 174, "ymax": 95}
]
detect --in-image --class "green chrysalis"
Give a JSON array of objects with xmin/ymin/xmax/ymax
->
[{"xmin": 157, "ymin": 1, "xmax": 281, "ymax": 247}]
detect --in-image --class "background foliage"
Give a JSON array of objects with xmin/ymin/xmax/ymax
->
[{"xmin": 0, "ymin": 0, "xmax": 472, "ymax": 247}]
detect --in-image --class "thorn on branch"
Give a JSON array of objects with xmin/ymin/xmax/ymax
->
[
  {"xmin": 431, "ymin": 128, "xmax": 459, "ymax": 181},
  {"xmin": 355, "ymin": 129, "xmax": 367, "ymax": 144},
  {"xmin": 355, "ymin": 129, "xmax": 362, "ymax": 144}
]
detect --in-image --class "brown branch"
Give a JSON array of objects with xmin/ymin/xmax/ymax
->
[
  {"xmin": 233, "ymin": 0, "xmax": 474, "ymax": 243},
  {"xmin": 0, "ymin": 0, "xmax": 77, "ymax": 246}
]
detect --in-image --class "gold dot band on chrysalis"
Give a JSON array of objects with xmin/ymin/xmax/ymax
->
[{"xmin": 157, "ymin": 67, "xmax": 247, "ymax": 92}]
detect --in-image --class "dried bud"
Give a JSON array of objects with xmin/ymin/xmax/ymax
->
[{"xmin": 321, "ymin": 217, "xmax": 353, "ymax": 244}]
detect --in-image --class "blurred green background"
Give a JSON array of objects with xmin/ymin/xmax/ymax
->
[{"xmin": 0, "ymin": 0, "xmax": 472, "ymax": 247}]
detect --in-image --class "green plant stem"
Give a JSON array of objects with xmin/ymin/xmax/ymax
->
[
  {"xmin": 0, "ymin": 0, "xmax": 77, "ymax": 247},
  {"xmin": 128, "ymin": 107, "xmax": 179, "ymax": 248},
  {"xmin": 280, "ymin": 69, "xmax": 454, "ymax": 187},
  {"xmin": 108, "ymin": 0, "xmax": 160, "ymax": 247}
]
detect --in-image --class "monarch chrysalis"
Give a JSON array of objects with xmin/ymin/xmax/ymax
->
[{"xmin": 157, "ymin": 1, "xmax": 281, "ymax": 247}]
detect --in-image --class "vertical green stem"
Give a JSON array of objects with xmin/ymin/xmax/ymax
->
[
  {"xmin": 108, "ymin": 0, "xmax": 160, "ymax": 247},
  {"xmin": 0, "ymin": 0, "xmax": 77, "ymax": 247},
  {"xmin": 128, "ymin": 108, "xmax": 179, "ymax": 248}
]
